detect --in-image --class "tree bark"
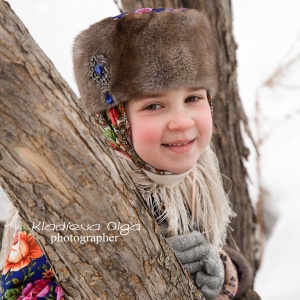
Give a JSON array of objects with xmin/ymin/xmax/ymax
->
[
  {"xmin": 0, "ymin": 221, "xmax": 4, "ymax": 250},
  {"xmin": 121, "ymin": 1, "xmax": 260, "ymax": 299},
  {"xmin": 0, "ymin": 1, "xmax": 205, "ymax": 299}
]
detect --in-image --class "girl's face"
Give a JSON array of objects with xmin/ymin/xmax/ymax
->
[{"xmin": 125, "ymin": 88, "xmax": 213, "ymax": 174}]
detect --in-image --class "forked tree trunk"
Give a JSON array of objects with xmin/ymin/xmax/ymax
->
[
  {"xmin": 0, "ymin": 0, "xmax": 260, "ymax": 299},
  {"xmin": 0, "ymin": 1, "xmax": 204, "ymax": 299},
  {"xmin": 121, "ymin": 0, "xmax": 260, "ymax": 299}
]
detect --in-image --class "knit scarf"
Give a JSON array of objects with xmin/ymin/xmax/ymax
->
[{"xmin": 94, "ymin": 103, "xmax": 235, "ymax": 250}]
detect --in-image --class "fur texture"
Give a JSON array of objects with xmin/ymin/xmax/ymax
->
[
  {"xmin": 223, "ymin": 246, "xmax": 254, "ymax": 298},
  {"xmin": 73, "ymin": 9, "xmax": 218, "ymax": 114}
]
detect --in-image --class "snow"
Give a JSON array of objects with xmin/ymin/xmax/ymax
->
[
  {"xmin": 1, "ymin": 0, "xmax": 300, "ymax": 298},
  {"xmin": 232, "ymin": 0, "xmax": 300, "ymax": 298}
]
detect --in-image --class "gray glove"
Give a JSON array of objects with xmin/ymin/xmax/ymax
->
[
  {"xmin": 194, "ymin": 252, "xmax": 224, "ymax": 300},
  {"xmin": 166, "ymin": 231, "xmax": 224, "ymax": 300}
]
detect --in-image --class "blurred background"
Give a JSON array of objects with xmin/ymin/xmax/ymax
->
[{"xmin": 1, "ymin": 1, "xmax": 300, "ymax": 298}]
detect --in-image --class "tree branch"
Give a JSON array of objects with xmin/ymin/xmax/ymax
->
[{"xmin": 0, "ymin": 1, "xmax": 204, "ymax": 299}]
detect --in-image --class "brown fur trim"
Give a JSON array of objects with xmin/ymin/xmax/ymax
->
[
  {"xmin": 223, "ymin": 246, "xmax": 254, "ymax": 299},
  {"xmin": 73, "ymin": 9, "xmax": 218, "ymax": 114}
]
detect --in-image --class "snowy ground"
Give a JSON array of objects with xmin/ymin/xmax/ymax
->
[{"xmin": 1, "ymin": 1, "xmax": 300, "ymax": 299}]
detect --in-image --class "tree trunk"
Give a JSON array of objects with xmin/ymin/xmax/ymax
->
[
  {"xmin": 0, "ymin": 1, "xmax": 204, "ymax": 299},
  {"xmin": 0, "ymin": 221, "xmax": 4, "ymax": 250},
  {"xmin": 121, "ymin": 0, "xmax": 260, "ymax": 299}
]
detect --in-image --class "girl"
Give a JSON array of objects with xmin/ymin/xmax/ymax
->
[{"xmin": 1, "ymin": 7, "xmax": 252, "ymax": 300}]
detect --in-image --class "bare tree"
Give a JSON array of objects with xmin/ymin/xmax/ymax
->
[{"xmin": 0, "ymin": 0, "xmax": 259, "ymax": 299}]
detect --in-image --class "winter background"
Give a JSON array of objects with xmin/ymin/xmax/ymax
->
[{"xmin": 1, "ymin": 1, "xmax": 300, "ymax": 299}]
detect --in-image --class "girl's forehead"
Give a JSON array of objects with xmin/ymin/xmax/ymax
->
[{"xmin": 131, "ymin": 87, "xmax": 207, "ymax": 102}]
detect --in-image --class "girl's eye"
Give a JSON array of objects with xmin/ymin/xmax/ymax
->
[
  {"xmin": 185, "ymin": 96, "xmax": 201, "ymax": 103},
  {"xmin": 143, "ymin": 103, "xmax": 162, "ymax": 110}
]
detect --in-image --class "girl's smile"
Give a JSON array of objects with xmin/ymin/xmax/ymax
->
[
  {"xmin": 125, "ymin": 88, "xmax": 213, "ymax": 174},
  {"xmin": 162, "ymin": 139, "xmax": 195, "ymax": 153}
]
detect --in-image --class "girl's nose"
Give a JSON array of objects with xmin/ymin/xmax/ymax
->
[{"xmin": 167, "ymin": 112, "xmax": 195, "ymax": 131}]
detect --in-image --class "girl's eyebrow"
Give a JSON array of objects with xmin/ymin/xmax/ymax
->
[
  {"xmin": 186, "ymin": 87, "xmax": 206, "ymax": 92},
  {"xmin": 131, "ymin": 93, "xmax": 167, "ymax": 102}
]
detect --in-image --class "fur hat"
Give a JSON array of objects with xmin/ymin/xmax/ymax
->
[{"xmin": 73, "ymin": 8, "xmax": 218, "ymax": 114}]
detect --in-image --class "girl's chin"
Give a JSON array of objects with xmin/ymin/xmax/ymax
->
[
  {"xmin": 141, "ymin": 155, "xmax": 200, "ymax": 174},
  {"xmin": 169, "ymin": 166, "xmax": 194, "ymax": 174},
  {"xmin": 158, "ymin": 162, "xmax": 197, "ymax": 174}
]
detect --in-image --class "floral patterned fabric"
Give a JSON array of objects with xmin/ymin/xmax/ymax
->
[{"xmin": 0, "ymin": 225, "xmax": 64, "ymax": 300}]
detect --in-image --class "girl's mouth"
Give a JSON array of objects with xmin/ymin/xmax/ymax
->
[
  {"xmin": 162, "ymin": 139, "xmax": 195, "ymax": 153},
  {"xmin": 163, "ymin": 139, "xmax": 194, "ymax": 146}
]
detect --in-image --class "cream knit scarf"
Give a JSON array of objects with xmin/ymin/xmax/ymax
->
[{"xmin": 116, "ymin": 145, "xmax": 235, "ymax": 252}]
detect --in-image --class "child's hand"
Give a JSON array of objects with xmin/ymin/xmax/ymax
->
[
  {"xmin": 166, "ymin": 231, "xmax": 224, "ymax": 300},
  {"xmin": 194, "ymin": 251, "xmax": 224, "ymax": 300},
  {"xmin": 166, "ymin": 231, "xmax": 209, "ymax": 269}
]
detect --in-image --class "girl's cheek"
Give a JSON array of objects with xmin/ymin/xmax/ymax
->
[
  {"xmin": 205, "ymin": 116, "xmax": 213, "ymax": 135},
  {"xmin": 198, "ymin": 110, "xmax": 213, "ymax": 132},
  {"xmin": 134, "ymin": 122, "xmax": 159, "ymax": 144}
]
